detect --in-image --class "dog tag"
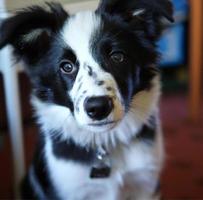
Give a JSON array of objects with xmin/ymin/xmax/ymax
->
[{"xmin": 90, "ymin": 148, "xmax": 111, "ymax": 178}]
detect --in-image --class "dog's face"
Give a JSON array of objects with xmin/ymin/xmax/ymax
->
[
  {"xmin": 0, "ymin": 1, "xmax": 173, "ymax": 136},
  {"xmin": 60, "ymin": 12, "xmax": 125, "ymax": 132}
]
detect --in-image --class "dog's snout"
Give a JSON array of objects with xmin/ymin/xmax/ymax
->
[{"xmin": 84, "ymin": 96, "xmax": 113, "ymax": 120}]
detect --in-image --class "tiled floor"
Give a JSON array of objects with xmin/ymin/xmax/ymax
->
[{"xmin": 0, "ymin": 94, "xmax": 203, "ymax": 199}]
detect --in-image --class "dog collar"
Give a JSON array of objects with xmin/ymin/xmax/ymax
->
[{"xmin": 90, "ymin": 147, "xmax": 111, "ymax": 179}]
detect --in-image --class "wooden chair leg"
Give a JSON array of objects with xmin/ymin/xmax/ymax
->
[
  {"xmin": 0, "ymin": 1, "xmax": 25, "ymax": 197},
  {"xmin": 1, "ymin": 46, "xmax": 25, "ymax": 198},
  {"xmin": 189, "ymin": 0, "xmax": 202, "ymax": 122}
]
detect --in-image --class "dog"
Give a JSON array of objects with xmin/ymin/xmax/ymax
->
[{"xmin": 0, "ymin": 0, "xmax": 173, "ymax": 199}]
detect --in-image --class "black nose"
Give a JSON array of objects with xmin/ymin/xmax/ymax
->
[{"xmin": 84, "ymin": 96, "xmax": 113, "ymax": 120}]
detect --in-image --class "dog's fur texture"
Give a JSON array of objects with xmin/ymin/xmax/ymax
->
[{"xmin": 0, "ymin": 1, "xmax": 173, "ymax": 199}]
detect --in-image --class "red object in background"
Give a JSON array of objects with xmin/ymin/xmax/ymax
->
[{"xmin": 161, "ymin": 94, "xmax": 203, "ymax": 199}]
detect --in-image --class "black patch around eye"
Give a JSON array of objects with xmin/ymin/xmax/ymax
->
[
  {"xmin": 62, "ymin": 48, "xmax": 77, "ymax": 64},
  {"xmin": 89, "ymin": 13, "xmax": 159, "ymax": 110},
  {"xmin": 55, "ymin": 47, "xmax": 79, "ymax": 83}
]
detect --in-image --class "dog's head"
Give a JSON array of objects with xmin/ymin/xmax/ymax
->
[{"xmin": 0, "ymin": 0, "xmax": 173, "ymax": 144}]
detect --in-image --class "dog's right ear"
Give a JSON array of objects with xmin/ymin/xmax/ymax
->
[
  {"xmin": 96, "ymin": 0, "xmax": 174, "ymax": 39},
  {"xmin": 0, "ymin": 3, "xmax": 68, "ymax": 64}
]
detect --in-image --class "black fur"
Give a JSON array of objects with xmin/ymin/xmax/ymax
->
[
  {"xmin": 0, "ymin": 1, "xmax": 173, "ymax": 199},
  {"xmin": 90, "ymin": 14, "xmax": 159, "ymax": 108},
  {"xmin": 0, "ymin": 3, "xmax": 68, "ymax": 49},
  {"xmin": 137, "ymin": 123, "xmax": 156, "ymax": 141},
  {"xmin": 0, "ymin": 3, "xmax": 75, "ymax": 111},
  {"xmin": 21, "ymin": 137, "xmax": 58, "ymax": 199},
  {"xmin": 52, "ymin": 138, "xmax": 95, "ymax": 163},
  {"xmin": 0, "ymin": 0, "xmax": 173, "ymax": 113}
]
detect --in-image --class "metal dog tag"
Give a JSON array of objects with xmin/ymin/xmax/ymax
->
[{"xmin": 90, "ymin": 147, "xmax": 111, "ymax": 178}]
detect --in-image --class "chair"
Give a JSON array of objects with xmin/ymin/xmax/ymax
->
[
  {"xmin": 0, "ymin": 0, "xmax": 25, "ymax": 197},
  {"xmin": 189, "ymin": 0, "xmax": 203, "ymax": 122}
]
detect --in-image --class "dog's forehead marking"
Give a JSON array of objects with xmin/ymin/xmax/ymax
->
[{"xmin": 62, "ymin": 11, "xmax": 101, "ymax": 66}]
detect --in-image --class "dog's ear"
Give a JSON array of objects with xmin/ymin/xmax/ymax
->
[
  {"xmin": 0, "ymin": 3, "xmax": 68, "ymax": 64},
  {"xmin": 96, "ymin": 0, "xmax": 174, "ymax": 39}
]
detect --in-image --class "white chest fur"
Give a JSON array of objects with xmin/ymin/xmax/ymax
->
[
  {"xmin": 45, "ymin": 134, "xmax": 163, "ymax": 200},
  {"xmin": 45, "ymin": 138, "xmax": 120, "ymax": 200}
]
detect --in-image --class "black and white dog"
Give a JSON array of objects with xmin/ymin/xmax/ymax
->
[{"xmin": 0, "ymin": 0, "xmax": 173, "ymax": 199}]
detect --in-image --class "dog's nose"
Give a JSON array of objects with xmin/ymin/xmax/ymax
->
[{"xmin": 84, "ymin": 96, "xmax": 113, "ymax": 120}]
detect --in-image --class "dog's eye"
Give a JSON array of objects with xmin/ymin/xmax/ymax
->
[
  {"xmin": 60, "ymin": 60, "xmax": 76, "ymax": 74},
  {"xmin": 110, "ymin": 52, "xmax": 125, "ymax": 63}
]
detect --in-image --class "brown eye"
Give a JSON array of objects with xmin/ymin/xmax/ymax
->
[
  {"xmin": 110, "ymin": 52, "xmax": 125, "ymax": 63},
  {"xmin": 60, "ymin": 60, "xmax": 76, "ymax": 74}
]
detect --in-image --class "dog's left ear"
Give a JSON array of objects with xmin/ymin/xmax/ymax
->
[
  {"xmin": 0, "ymin": 3, "xmax": 68, "ymax": 64},
  {"xmin": 96, "ymin": 0, "xmax": 174, "ymax": 39}
]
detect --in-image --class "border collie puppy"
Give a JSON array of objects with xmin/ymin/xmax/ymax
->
[{"xmin": 0, "ymin": 0, "xmax": 173, "ymax": 199}]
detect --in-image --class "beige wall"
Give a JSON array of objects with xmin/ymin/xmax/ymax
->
[{"xmin": 5, "ymin": 0, "xmax": 94, "ymax": 11}]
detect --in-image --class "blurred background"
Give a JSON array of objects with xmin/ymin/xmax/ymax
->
[{"xmin": 0, "ymin": 0, "xmax": 203, "ymax": 199}]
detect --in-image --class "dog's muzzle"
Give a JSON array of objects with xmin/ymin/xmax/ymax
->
[{"xmin": 84, "ymin": 96, "xmax": 113, "ymax": 121}]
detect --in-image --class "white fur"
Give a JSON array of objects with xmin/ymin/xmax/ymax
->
[
  {"xmin": 70, "ymin": 63, "xmax": 124, "ymax": 133},
  {"xmin": 22, "ymin": 28, "xmax": 50, "ymax": 43},
  {"xmin": 62, "ymin": 11, "xmax": 100, "ymax": 65},
  {"xmin": 32, "ymin": 76, "xmax": 162, "ymax": 199},
  {"xmin": 133, "ymin": 9, "xmax": 145, "ymax": 16},
  {"xmin": 45, "ymin": 136, "xmax": 120, "ymax": 200},
  {"xmin": 33, "ymin": 11, "xmax": 162, "ymax": 149},
  {"xmin": 32, "ymin": 75, "xmax": 160, "ymax": 150},
  {"xmin": 30, "ymin": 11, "xmax": 163, "ymax": 200},
  {"xmin": 61, "ymin": 11, "xmax": 124, "ymax": 132},
  {"xmin": 31, "ymin": 49, "xmax": 162, "ymax": 200},
  {"xmin": 43, "ymin": 122, "xmax": 163, "ymax": 200}
]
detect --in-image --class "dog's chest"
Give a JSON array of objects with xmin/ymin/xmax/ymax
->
[
  {"xmin": 45, "ymin": 139, "xmax": 119, "ymax": 199},
  {"xmin": 45, "ymin": 138, "xmax": 158, "ymax": 200}
]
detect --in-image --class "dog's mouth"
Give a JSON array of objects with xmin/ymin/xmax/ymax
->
[
  {"xmin": 88, "ymin": 121, "xmax": 116, "ymax": 127},
  {"xmin": 86, "ymin": 120, "xmax": 120, "ymax": 132}
]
